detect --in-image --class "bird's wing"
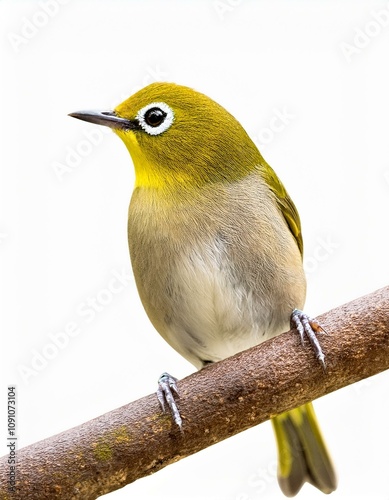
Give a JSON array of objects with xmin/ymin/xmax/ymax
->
[{"xmin": 260, "ymin": 161, "xmax": 304, "ymax": 257}]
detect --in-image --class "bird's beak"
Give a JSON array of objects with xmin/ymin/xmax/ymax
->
[{"xmin": 68, "ymin": 110, "xmax": 137, "ymax": 131}]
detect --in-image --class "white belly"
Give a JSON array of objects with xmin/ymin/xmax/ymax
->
[{"xmin": 162, "ymin": 237, "xmax": 289, "ymax": 369}]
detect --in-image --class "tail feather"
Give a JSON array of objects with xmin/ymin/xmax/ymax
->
[{"xmin": 271, "ymin": 402, "xmax": 337, "ymax": 497}]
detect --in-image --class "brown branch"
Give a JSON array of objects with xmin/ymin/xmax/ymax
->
[{"xmin": 2, "ymin": 286, "xmax": 389, "ymax": 499}]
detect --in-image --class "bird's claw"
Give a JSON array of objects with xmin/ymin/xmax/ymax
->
[
  {"xmin": 157, "ymin": 372, "xmax": 182, "ymax": 428},
  {"xmin": 290, "ymin": 309, "xmax": 326, "ymax": 369}
]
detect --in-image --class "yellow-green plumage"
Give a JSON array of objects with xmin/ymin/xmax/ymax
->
[
  {"xmin": 272, "ymin": 403, "xmax": 336, "ymax": 496},
  {"xmin": 69, "ymin": 82, "xmax": 336, "ymax": 496},
  {"xmin": 114, "ymin": 83, "xmax": 262, "ymax": 190}
]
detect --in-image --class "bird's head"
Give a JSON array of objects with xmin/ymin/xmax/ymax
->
[{"xmin": 69, "ymin": 82, "xmax": 261, "ymax": 191}]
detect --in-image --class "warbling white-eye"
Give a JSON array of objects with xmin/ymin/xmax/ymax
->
[{"xmin": 70, "ymin": 82, "xmax": 337, "ymax": 496}]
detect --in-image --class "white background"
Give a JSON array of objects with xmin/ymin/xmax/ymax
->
[{"xmin": 1, "ymin": 1, "xmax": 389, "ymax": 499}]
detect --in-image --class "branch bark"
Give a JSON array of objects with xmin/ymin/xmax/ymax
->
[{"xmin": 2, "ymin": 286, "xmax": 389, "ymax": 500}]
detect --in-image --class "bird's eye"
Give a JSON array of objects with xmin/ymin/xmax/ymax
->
[
  {"xmin": 144, "ymin": 107, "xmax": 166, "ymax": 127},
  {"xmin": 136, "ymin": 102, "xmax": 174, "ymax": 136}
]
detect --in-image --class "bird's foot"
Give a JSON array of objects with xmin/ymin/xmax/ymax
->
[
  {"xmin": 290, "ymin": 309, "xmax": 326, "ymax": 369},
  {"xmin": 157, "ymin": 372, "xmax": 182, "ymax": 429}
]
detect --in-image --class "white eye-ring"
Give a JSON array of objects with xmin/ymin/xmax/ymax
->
[{"xmin": 136, "ymin": 102, "xmax": 174, "ymax": 136}]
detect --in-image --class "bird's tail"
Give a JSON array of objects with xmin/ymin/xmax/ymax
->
[{"xmin": 271, "ymin": 402, "xmax": 337, "ymax": 497}]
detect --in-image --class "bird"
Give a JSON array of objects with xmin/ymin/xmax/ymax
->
[{"xmin": 69, "ymin": 82, "xmax": 337, "ymax": 496}]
